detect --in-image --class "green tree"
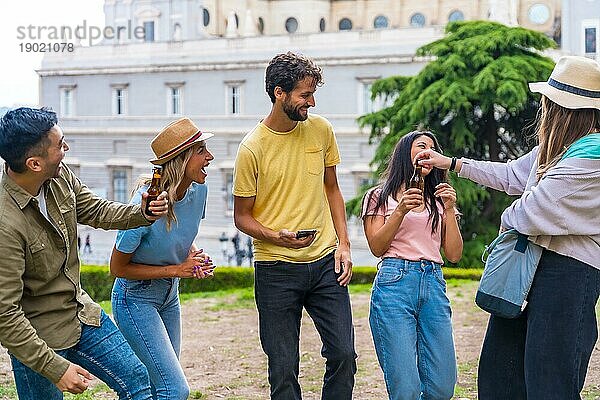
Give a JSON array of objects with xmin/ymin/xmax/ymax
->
[{"xmin": 349, "ymin": 21, "xmax": 556, "ymax": 266}]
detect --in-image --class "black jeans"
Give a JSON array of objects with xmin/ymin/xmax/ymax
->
[
  {"xmin": 254, "ymin": 252, "xmax": 357, "ymax": 400},
  {"xmin": 478, "ymin": 250, "xmax": 600, "ymax": 400}
]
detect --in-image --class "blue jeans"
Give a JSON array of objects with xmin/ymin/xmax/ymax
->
[
  {"xmin": 112, "ymin": 277, "xmax": 189, "ymax": 400},
  {"xmin": 10, "ymin": 310, "xmax": 152, "ymax": 400},
  {"xmin": 370, "ymin": 258, "xmax": 456, "ymax": 400},
  {"xmin": 478, "ymin": 250, "xmax": 600, "ymax": 400},
  {"xmin": 254, "ymin": 252, "xmax": 357, "ymax": 400}
]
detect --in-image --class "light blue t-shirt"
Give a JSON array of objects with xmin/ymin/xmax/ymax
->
[{"xmin": 115, "ymin": 182, "xmax": 208, "ymax": 266}]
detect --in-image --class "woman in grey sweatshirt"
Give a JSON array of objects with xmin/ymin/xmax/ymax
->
[{"xmin": 416, "ymin": 55, "xmax": 600, "ymax": 400}]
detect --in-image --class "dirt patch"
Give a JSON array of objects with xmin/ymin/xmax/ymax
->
[{"xmin": 1, "ymin": 281, "xmax": 598, "ymax": 399}]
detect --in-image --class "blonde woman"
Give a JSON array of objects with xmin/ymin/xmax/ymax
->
[
  {"xmin": 416, "ymin": 56, "xmax": 600, "ymax": 399},
  {"xmin": 110, "ymin": 118, "xmax": 215, "ymax": 400}
]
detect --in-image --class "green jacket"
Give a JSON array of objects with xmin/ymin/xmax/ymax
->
[{"xmin": 0, "ymin": 164, "xmax": 150, "ymax": 383}]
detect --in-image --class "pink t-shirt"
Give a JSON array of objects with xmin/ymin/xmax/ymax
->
[{"xmin": 361, "ymin": 187, "xmax": 444, "ymax": 264}]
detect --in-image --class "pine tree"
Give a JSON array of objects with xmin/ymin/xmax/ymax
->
[{"xmin": 350, "ymin": 21, "xmax": 556, "ymax": 266}]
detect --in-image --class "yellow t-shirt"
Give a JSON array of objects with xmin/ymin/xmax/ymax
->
[{"xmin": 233, "ymin": 114, "xmax": 340, "ymax": 262}]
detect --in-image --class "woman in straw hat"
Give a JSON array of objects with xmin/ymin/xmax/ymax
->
[
  {"xmin": 415, "ymin": 55, "xmax": 600, "ymax": 399},
  {"xmin": 110, "ymin": 117, "xmax": 215, "ymax": 400}
]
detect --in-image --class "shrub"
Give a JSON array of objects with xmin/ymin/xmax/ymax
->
[{"xmin": 80, "ymin": 265, "xmax": 483, "ymax": 302}]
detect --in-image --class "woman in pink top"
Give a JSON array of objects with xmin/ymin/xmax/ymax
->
[{"xmin": 362, "ymin": 130, "xmax": 463, "ymax": 400}]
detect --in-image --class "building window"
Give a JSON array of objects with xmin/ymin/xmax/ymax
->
[
  {"xmin": 362, "ymin": 82, "xmax": 374, "ymax": 114},
  {"xmin": 226, "ymin": 83, "xmax": 243, "ymax": 115},
  {"xmin": 285, "ymin": 17, "xmax": 298, "ymax": 33},
  {"xmin": 59, "ymin": 86, "xmax": 76, "ymax": 117},
  {"xmin": 166, "ymin": 83, "xmax": 184, "ymax": 115},
  {"xmin": 528, "ymin": 4, "xmax": 550, "ymax": 25},
  {"xmin": 449, "ymin": 10, "xmax": 465, "ymax": 22},
  {"xmin": 173, "ymin": 23, "xmax": 182, "ymax": 41},
  {"xmin": 223, "ymin": 170, "xmax": 234, "ymax": 212},
  {"xmin": 203, "ymin": 8, "xmax": 210, "ymax": 26},
  {"xmin": 171, "ymin": 87, "xmax": 181, "ymax": 114},
  {"xmin": 353, "ymin": 171, "xmax": 377, "ymax": 196},
  {"xmin": 358, "ymin": 78, "xmax": 384, "ymax": 115},
  {"xmin": 258, "ymin": 17, "xmax": 265, "ymax": 34},
  {"xmin": 584, "ymin": 25, "xmax": 598, "ymax": 55},
  {"xmin": 319, "ymin": 18, "xmax": 326, "ymax": 32},
  {"xmin": 111, "ymin": 85, "xmax": 128, "ymax": 116},
  {"xmin": 582, "ymin": 20, "xmax": 599, "ymax": 56},
  {"xmin": 339, "ymin": 18, "xmax": 352, "ymax": 31},
  {"xmin": 112, "ymin": 168, "xmax": 129, "ymax": 203},
  {"xmin": 143, "ymin": 21, "xmax": 155, "ymax": 42},
  {"xmin": 374, "ymin": 15, "xmax": 389, "ymax": 29},
  {"xmin": 410, "ymin": 13, "xmax": 426, "ymax": 27}
]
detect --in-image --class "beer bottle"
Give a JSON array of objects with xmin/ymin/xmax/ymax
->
[
  {"xmin": 145, "ymin": 166, "xmax": 162, "ymax": 216},
  {"xmin": 409, "ymin": 162, "xmax": 424, "ymax": 192}
]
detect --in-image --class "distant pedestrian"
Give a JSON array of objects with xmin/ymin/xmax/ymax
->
[
  {"xmin": 231, "ymin": 232, "xmax": 243, "ymax": 266},
  {"xmin": 77, "ymin": 235, "xmax": 81, "ymax": 252},
  {"xmin": 219, "ymin": 231, "xmax": 229, "ymax": 261},
  {"xmin": 83, "ymin": 234, "xmax": 92, "ymax": 254},
  {"xmin": 246, "ymin": 236, "xmax": 253, "ymax": 266}
]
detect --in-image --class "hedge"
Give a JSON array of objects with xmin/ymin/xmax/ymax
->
[{"xmin": 81, "ymin": 265, "xmax": 483, "ymax": 302}]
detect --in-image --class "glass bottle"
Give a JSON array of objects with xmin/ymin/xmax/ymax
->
[
  {"xmin": 409, "ymin": 162, "xmax": 424, "ymax": 192},
  {"xmin": 144, "ymin": 166, "xmax": 162, "ymax": 216}
]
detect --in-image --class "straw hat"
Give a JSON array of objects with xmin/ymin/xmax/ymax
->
[
  {"xmin": 150, "ymin": 118, "xmax": 214, "ymax": 165},
  {"xmin": 529, "ymin": 56, "xmax": 600, "ymax": 110}
]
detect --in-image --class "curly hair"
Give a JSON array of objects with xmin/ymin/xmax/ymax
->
[{"xmin": 265, "ymin": 52, "xmax": 323, "ymax": 103}]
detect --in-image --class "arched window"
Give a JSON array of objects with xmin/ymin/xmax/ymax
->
[
  {"xmin": 202, "ymin": 8, "xmax": 210, "ymax": 27},
  {"xmin": 448, "ymin": 10, "xmax": 464, "ymax": 22},
  {"xmin": 258, "ymin": 17, "xmax": 265, "ymax": 34},
  {"xmin": 234, "ymin": 13, "xmax": 239, "ymax": 28},
  {"xmin": 285, "ymin": 17, "xmax": 298, "ymax": 33},
  {"xmin": 173, "ymin": 23, "xmax": 182, "ymax": 41},
  {"xmin": 319, "ymin": 17, "xmax": 326, "ymax": 32},
  {"xmin": 410, "ymin": 13, "xmax": 426, "ymax": 27},
  {"xmin": 374, "ymin": 15, "xmax": 389, "ymax": 29},
  {"xmin": 339, "ymin": 18, "xmax": 352, "ymax": 31}
]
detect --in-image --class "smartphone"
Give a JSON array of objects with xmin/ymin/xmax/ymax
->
[{"xmin": 296, "ymin": 229, "xmax": 317, "ymax": 239}]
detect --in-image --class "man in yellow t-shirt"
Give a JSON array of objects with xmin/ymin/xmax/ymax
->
[{"xmin": 233, "ymin": 52, "xmax": 356, "ymax": 400}]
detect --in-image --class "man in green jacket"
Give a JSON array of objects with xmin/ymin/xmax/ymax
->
[{"xmin": 0, "ymin": 107, "xmax": 168, "ymax": 399}]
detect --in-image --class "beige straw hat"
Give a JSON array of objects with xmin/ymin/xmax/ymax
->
[
  {"xmin": 150, "ymin": 117, "xmax": 214, "ymax": 165},
  {"xmin": 529, "ymin": 56, "xmax": 600, "ymax": 110}
]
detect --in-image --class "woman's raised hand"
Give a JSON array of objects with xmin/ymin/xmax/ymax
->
[{"xmin": 434, "ymin": 183, "xmax": 457, "ymax": 210}]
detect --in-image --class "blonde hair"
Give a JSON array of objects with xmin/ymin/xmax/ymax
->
[
  {"xmin": 535, "ymin": 96, "xmax": 600, "ymax": 180},
  {"xmin": 134, "ymin": 145, "xmax": 196, "ymax": 230}
]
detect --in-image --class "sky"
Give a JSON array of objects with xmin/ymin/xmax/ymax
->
[{"xmin": 0, "ymin": 0, "xmax": 105, "ymax": 107}]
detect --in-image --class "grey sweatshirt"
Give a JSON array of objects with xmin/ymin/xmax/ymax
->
[{"xmin": 459, "ymin": 147, "xmax": 600, "ymax": 269}]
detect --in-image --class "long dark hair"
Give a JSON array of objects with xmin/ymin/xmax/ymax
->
[{"xmin": 363, "ymin": 130, "xmax": 447, "ymax": 234}]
